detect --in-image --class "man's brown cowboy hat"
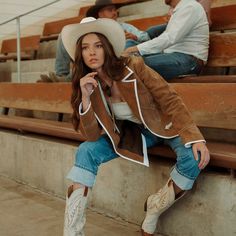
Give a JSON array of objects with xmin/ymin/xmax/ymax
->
[{"xmin": 86, "ymin": 0, "xmax": 130, "ymax": 18}]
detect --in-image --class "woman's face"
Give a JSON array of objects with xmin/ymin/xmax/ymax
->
[{"xmin": 81, "ymin": 33, "xmax": 105, "ymax": 72}]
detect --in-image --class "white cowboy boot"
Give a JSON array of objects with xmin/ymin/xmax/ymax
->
[
  {"xmin": 63, "ymin": 185, "xmax": 90, "ymax": 236},
  {"xmin": 141, "ymin": 179, "xmax": 185, "ymax": 235}
]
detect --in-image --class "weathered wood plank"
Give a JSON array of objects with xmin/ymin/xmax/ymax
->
[
  {"xmin": 126, "ymin": 15, "xmax": 167, "ymax": 31},
  {"xmin": 0, "ymin": 83, "xmax": 72, "ymax": 113},
  {"xmin": 42, "ymin": 16, "xmax": 83, "ymax": 37},
  {"xmin": 207, "ymin": 32, "xmax": 236, "ymax": 67},
  {"xmin": 211, "ymin": 4, "xmax": 236, "ymax": 31},
  {"xmin": 0, "ymin": 35, "xmax": 40, "ymax": 54},
  {"xmin": 170, "ymin": 75, "xmax": 236, "ymax": 83},
  {"xmin": 0, "ymin": 83, "xmax": 235, "ymax": 130}
]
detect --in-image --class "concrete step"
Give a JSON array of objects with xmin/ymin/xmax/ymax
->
[
  {"xmin": 0, "ymin": 130, "xmax": 235, "ymax": 236},
  {"xmin": 1, "ymin": 175, "xmax": 160, "ymax": 236},
  {"xmin": 0, "ymin": 58, "xmax": 55, "ymax": 74},
  {"xmin": 11, "ymin": 71, "xmax": 53, "ymax": 83}
]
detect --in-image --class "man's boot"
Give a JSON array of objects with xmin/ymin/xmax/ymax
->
[{"xmin": 38, "ymin": 72, "xmax": 67, "ymax": 82}]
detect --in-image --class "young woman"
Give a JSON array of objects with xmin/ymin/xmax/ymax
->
[{"xmin": 61, "ymin": 17, "xmax": 210, "ymax": 236}]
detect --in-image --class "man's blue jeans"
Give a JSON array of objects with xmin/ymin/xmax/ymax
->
[
  {"xmin": 142, "ymin": 52, "xmax": 203, "ymax": 80},
  {"xmin": 146, "ymin": 23, "xmax": 167, "ymax": 39},
  {"xmin": 126, "ymin": 23, "xmax": 203, "ymax": 80},
  {"xmin": 55, "ymin": 34, "xmax": 72, "ymax": 81},
  {"xmin": 67, "ymin": 128, "xmax": 201, "ymax": 191}
]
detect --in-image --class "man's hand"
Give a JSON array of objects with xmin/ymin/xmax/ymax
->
[
  {"xmin": 192, "ymin": 142, "xmax": 210, "ymax": 169},
  {"xmin": 122, "ymin": 46, "xmax": 139, "ymax": 57},
  {"xmin": 124, "ymin": 31, "xmax": 138, "ymax": 41}
]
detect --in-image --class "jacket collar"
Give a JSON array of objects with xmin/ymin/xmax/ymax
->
[{"xmin": 121, "ymin": 65, "xmax": 134, "ymax": 82}]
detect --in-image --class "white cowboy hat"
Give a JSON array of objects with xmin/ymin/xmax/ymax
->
[{"xmin": 61, "ymin": 17, "xmax": 126, "ymax": 61}]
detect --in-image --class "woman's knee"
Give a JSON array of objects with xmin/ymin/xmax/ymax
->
[
  {"xmin": 75, "ymin": 142, "xmax": 96, "ymax": 165},
  {"xmin": 176, "ymin": 148, "xmax": 201, "ymax": 180}
]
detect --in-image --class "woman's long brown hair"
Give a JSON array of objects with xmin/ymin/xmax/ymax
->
[{"xmin": 71, "ymin": 33, "xmax": 130, "ymax": 131}]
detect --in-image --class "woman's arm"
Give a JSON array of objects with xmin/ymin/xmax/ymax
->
[
  {"xmin": 78, "ymin": 72, "xmax": 101, "ymax": 141},
  {"xmin": 133, "ymin": 57, "xmax": 204, "ymax": 144}
]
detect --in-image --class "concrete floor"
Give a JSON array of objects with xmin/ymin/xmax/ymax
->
[{"xmin": 0, "ymin": 175, "xmax": 163, "ymax": 236}]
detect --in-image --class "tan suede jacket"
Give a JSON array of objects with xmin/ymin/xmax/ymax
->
[{"xmin": 79, "ymin": 56, "xmax": 204, "ymax": 165}]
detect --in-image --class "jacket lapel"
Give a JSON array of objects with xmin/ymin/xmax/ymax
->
[{"xmin": 117, "ymin": 66, "xmax": 142, "ymax": 122}]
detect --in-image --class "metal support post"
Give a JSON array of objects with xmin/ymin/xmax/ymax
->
[{"xmin": 16, "ymin": 17, "xmax": 21, "ymax": 83}]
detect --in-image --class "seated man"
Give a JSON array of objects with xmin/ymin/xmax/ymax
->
[
  {"xmin": 146, "ymin": 0, "xmax": 212, "ymax": 40},
  {"xmin": 123, "ymin": 0, "xmax": 210, "ymax": 81},
  {"xmin": 40, "ymin": 0, "xmax": 150, "ymax": 82}
]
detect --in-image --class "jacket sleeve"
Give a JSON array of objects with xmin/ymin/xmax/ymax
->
[
  {"xmin": 133, "ymin": 57, "xmax": 205, "ymax": 144},
  {"xmin": 78, "ymin": 102, "xmax": 101, "ymax": 141}
]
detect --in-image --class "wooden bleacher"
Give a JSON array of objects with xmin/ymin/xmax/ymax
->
[
  {"xmin": 171, "ymin": 32, "xmax": 236, "ymax": 82},
  {"xmin": 41, "ymin": 0, "xmax": 150, "ymax": 42},
  {"xmin": 211, "ymin": 4, "xmax": 236, "ymax": 32},
  {"xmin": 126, "ymin": 15, "xmax": 167, "ymax": 31},
  {"xmin": 126, "ymin": 4, "xmax": 236, "ymax": 32},
  {"xmin": 0, "ymin": 35, "xmax": 41, "ymax": 62},
  {"xmin": 39, "ymin": 3, "xmax": 236, "ymax": 45},
  {"xmin": 41, "ymin": 16, "xmax": 83, "ymax": 42},
  {"xmin": 1, "ymin": 2, "xmax": 234, "ymax": 57},
  {"xmin": 0, "ymin": 83, "xmax": 235, "ymax": 171},
  {"xmin": 0, "ymin": 2, "xmax": 235, "ymax": 174}
]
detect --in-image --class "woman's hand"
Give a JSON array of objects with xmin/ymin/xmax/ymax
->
[
  {"xmin": 192, "ymin": 142, "xmax": 210, "ymax": 169},
  {"xmin": 80, "ymin": 72, "xmax": 98, "ymax": 98},
  {"xmin": 80, "ymin": 72, "xmax": 98, "ymax": 111}
]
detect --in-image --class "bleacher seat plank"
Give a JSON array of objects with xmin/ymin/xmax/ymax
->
[
  {"xmin": 170, "ymin": 75, "xmax": 236, "ymax": 83},
  {"xmin": 0, "ymin": 83, "xmax": 235, "ymax": 130},
  {"xmin": 0, "ymin": 83, "xmax": 72, "ymax": 113},
  {"xmin": 0, "ymin": 35, "xmax": 40, "ymax": 61},
  {"xmin": 41, "ymin": 16, "xmax": 83, "ymax": 41},
  {"xmin": 126, "ymin": 15, "xmax": 167, "ymax": 31},
  {"xmin": 208, "ymin": 32, "xmax": 236, "ymax": 67},
  {"xmin": 211, "ymin": 4, "xmax": 236, "ymax": 32},
  {"xmin": 172, "ymin": 83, "xmax": 236, "ymax": 130},
  {"xmin": 78, "ymin": 5, "xmax": 91, "ymax": 16},
  {"xmin": 0, "ymin": 115, "xmax": 85, "ymax": 141}
]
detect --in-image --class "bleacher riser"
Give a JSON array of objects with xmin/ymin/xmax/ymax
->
[{"xmin": 0, "ymin": 130, "xmax": 235, "ymax": 236}]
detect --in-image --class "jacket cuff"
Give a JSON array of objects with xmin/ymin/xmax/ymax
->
[
  {"xmin": 184, "ymin": 140, "xmax": 206, "ymax": 148},
  {"xmin": 79, "ymin": 102, "xmax": 91, "ymax": 115},
  {"xmin": 180, "ymin": 124, "xmax": 205, "ymax": 146}
]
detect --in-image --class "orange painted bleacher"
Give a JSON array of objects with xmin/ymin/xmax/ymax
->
[{"xmin": 0, "ymin": 35, "xmax": 41, "ymax": 62}]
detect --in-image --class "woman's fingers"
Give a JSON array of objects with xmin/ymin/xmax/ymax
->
[
  {"xmin": 80, "ymin": 72, "xmax": 98, "ymax": 97},
  {"xmin": 192, "ymin": 142, "xmax": 210, "ymax": 169}
]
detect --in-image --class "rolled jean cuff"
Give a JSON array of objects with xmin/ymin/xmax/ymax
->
[
  {"xmin": 170, "ymin": 167, "xmax": 195, "ymax": 190},
  {"xmin": 66, "ymin": 165, "xmax": 96, "ymax": 187}
]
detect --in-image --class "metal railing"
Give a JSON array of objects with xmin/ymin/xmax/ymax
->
[{"xmin": 0, "ymin": 0, "xmax": 61, "ymax": 82}]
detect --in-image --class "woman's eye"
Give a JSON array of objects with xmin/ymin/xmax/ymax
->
[
  {"xmin": 96, "ymin": 44, "xmax": 103, "ymax": 48},
  {"xmin": 82, "ymin": 46, "xmax": 88, "ymax": 50}
]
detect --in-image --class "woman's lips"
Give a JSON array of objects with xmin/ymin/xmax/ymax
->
[{"xmin": 89, "ymin": 58, "xmax": 98, "ymax": 63}]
